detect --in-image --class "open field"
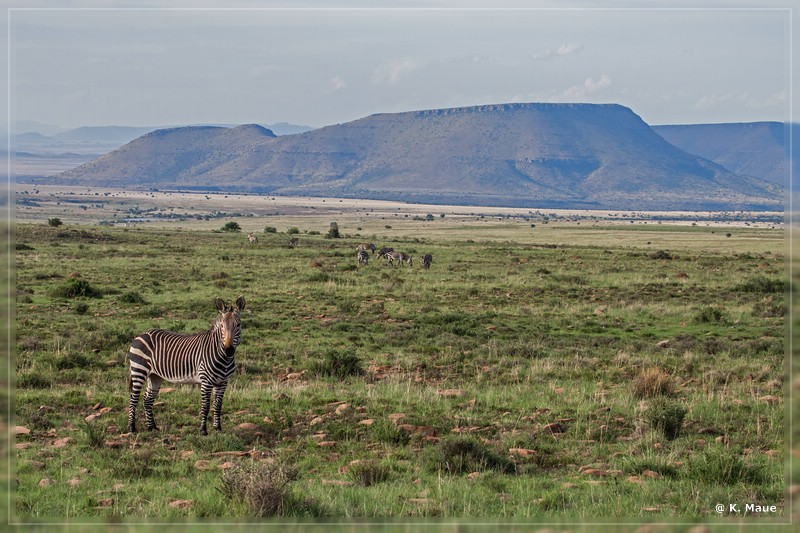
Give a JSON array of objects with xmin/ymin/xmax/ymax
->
[{"xmin": 10, "ymin": 190, "xmax": 792, "ymax": 528}]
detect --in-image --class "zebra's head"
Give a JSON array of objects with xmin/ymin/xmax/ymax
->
[{"xmin": 214, "ymin": 296, "xmax": 246, "ymax": 351}]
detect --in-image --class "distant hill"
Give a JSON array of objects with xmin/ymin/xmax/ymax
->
[
  {"xmin": 51, "ymin": 126, "xmax": 160, "ymax": 144},
  {"xmin": 41, "ymin": 103, "xmax": 782, "ymax": 211},
  {"xmin": 653, "ymin": 122, "xmax": 790, "ymax": 186}
]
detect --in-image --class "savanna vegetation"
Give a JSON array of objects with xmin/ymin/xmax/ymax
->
[{"xmin": 11, "ymin": 212, "xmax": 790, "ymax": 528}]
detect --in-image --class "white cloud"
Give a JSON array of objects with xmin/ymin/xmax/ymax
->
[
  {"xmin": 746, "ymin": 91, "xmax": 785, "ymax": 109},
  {"xmin": 563, "ymin": 74, "xmax": 611, "ymax": 98},
  {"xmin": 331, "ymin": 76, "xmax": 347, "ymax": 91},
  {"xmin": 531, "ymin": 43, "xmax": 583, "ymax": 61},
  {"xmin": 693, "ymin": 93, "xmax": 734, "ymax": 111},
  {"xmin": 372, "ymin": 58, "xmax": 418, "ymax": 85}
]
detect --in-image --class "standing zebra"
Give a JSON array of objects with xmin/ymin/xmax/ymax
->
[
  {"xmin": 357, "ymin": 243, "xmax": 376, "ymax": 254},
  {"xmin": 289, "ymin": 237, "xmax": 299, "ymax": 247},
  {"xmin": 247, "ymin": 233, "xmax": 258, "ymax": 244},
  {"xmin": 377, "ymin": 246, "xmax": 394, "ymax": 259},
  {"xmin": 422, "ymin": 253, "xmax": 433, "ymax": 269},
  {"xmin": 387, "ymin": 251, "xmax": 412, "ymax": 267},
  {"xmin": 127, "ymin": 296, "xmax": 246, "ymax": 435},
  {"xmin": 357, "ymin": 250, "xmax": 369, "ymax": 266}
]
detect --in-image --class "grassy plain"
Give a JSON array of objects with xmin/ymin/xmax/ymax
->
[{"xmin": 10, "ymin": 189, "xmax": 790, "ymax": 529}]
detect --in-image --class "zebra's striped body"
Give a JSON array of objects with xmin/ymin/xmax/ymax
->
[
  {"xmin": 387, "ymin": 251, "xmax": 412, "ymax": 267},
  {"xmin": 247, "ymin": 233, "xmax": 258, "ymax": 244},
  {"xmin": 289, "ymin": 237, "xmax": 299, "ymax": 247},
  {"xmin": 422, "ymin": 254, "xmax": 433, "ymax": 269},
  {"xmin": 357, "ymin": 250, "xmax": 369, "ymax": 265},
  {"xmin": 356, "ymin": 243, "xmax": 376, "ymax": 254},
  {"xmin": 377, "ymin": 246, "xmax": 394, "ymax": 259},
  {"xmin": 127, "ymin": 296, "xmax": 246, "ymax": 435}
]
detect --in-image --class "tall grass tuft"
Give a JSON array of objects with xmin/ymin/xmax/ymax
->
[{"xmin": 631, "ymin": 367, "xmax": 675, "ymax": 399}]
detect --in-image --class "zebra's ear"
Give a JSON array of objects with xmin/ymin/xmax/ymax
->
[
  {"xmin": 235, "ymin": 296, "xmax": 246, "ymax": 311},
  {"xmin": 215, "ymin": 298, "xmax": 226, "ymax": 312}
]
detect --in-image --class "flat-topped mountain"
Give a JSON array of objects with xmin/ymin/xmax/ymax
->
[{"xmin": 45, "ymin": 103, "xmax": 782, "ymax": 210}]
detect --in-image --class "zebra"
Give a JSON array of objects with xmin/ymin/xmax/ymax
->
[
  {"xmin": 377, "ymin": 246, "xmax": 394, "ymax": 259},
  {"xmin": 357, "ymin": 250, "xmax": 369, "ymax": 266},
  {"xmin": 356, "ymin": 243, "xmax": 376, "ymax": 254},
  {"xmin": 387, "ymin": 251, "xmax": 412, "ymax": 267},
  {"xmin": 247, "ymin": 233, "xmax": 258, "ymax": 244},
  {"xmin": 422, "ymin": 253, "xmax": 433, "ymax": 269},
  {"xmin": 289, "ymin": 237, "xmax": 299, "ymax": 247},
  {"xmin": 127, "ymin": 296, "xmax": 246, "ymax": 435}
]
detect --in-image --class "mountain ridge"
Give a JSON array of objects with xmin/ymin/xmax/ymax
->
[{"xmin": 38, "ymin": 102, "xmax": 783, "ymax": 211}]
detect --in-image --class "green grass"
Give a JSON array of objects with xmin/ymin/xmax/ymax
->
[{"xmin": 12, "ymin": 219, "xmax": 788, "ymax": 523}]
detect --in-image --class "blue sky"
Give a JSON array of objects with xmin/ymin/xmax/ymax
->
[{"xmin": 2, "ymin": 1, "xmax": 796, "ymax": 131}]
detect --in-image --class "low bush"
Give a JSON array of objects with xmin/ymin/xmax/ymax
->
[
  {"xmin": 308, "ymin": 349, "xmax": 364, "ymax": 379},
  {"xmin": 220, "ymin": 461, "xmax": 299, "ymax": 517},
  {"xmin": 50, "ymin": 278, "xmax": 101, "ymax": 298},
  {"xmin": 646, "ymin": 397, "xmax": 687, "ymax": 440},
  {"xmin": 423, "ymin": 435, "xmax": 514, "ymax": 475}
]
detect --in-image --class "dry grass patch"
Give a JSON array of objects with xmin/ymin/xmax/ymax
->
[{"xmin": 632, "ymin": 367, "xmax": 675, "ymax": 399}]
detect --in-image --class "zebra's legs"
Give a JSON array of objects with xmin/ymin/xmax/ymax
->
[
  {"xmin": 212, "ymin": 383, "xmax": 228, "ymax": 431},
  {"xmin": 199, "ymin": 381, "xmax": 213, "ymax": 436},
  {"xmin": 128, "ymin": 371, "xmax": 148, "ymax": 433},
  {"xmin": 143, "ymin": 375, "xmax": 164, "ymax": 431}
]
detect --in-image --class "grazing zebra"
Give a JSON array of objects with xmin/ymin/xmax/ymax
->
[
  {"xmin": 127, "ymin": 296, "xmax": 246, "ymax": 435},
  {"xmin": 422, "ymin": 253, "xmax": 432, "ymax": 269},
  {"xmin": 289, "ymin": 237, "xmax": 299, "ymax": 247},
  {"xmin": 357, "ymin": 250, "xmax": 369, "ymax": 266},
  {"xmin": 387, "ymin": 251, "xmax": 412, "ymax": 267},
  {"xmin": 356, "ymin": 243, "xmax": 376, "ymax": 254},
  {"xmin": 377, "ymin": 246, "xmax": 394, "ymax": 259},
  {"xmin": 247, "ymin": 233, "xmax": 258, "ymax": 244}
]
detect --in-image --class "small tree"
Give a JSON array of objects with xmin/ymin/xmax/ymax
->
[
  {"xmin": 221, "ymin": 221, "xmax": 242, "ymax": 232},
  {"xmin": 326, "ymin": 221, "xmax": 340, "ymax": 239},
  {"xmin": 47, "ymin": 217, "xmax": 63, "ymax": 227}
]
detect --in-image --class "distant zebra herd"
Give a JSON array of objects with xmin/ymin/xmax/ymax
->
[{"xmin": 355, "ymin": 243, "xmax": 432, "ymax": 269}]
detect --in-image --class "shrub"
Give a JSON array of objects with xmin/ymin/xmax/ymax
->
[
  {"xmin": 346, "ymin": 461, "xmax": 392, "ymax": 487},
  {"xmin": 735, "ymin": 276, "xmax": 787, "ymax": 294},
  {"xmin": 287, "ymin": 227, "xmax": 300, "ymax": 235},
  {"xmin": 632, "ymin": 367, "xmax": 675, "ymax": 399},
  {"xmin": 423, "ymin": 435, "xmax": 514, "ymax": 475},
  {"xmin": 646, "ymin": 397, "xmax": 687, "ymax": 440},
  {"xmin": 47, "ymin": 217, "xmax": 63, "ymax": 227},
  {"xmin": 309, "ymin": 349, "xmax": 364, "ymax": 379},
  {"xmin": 120, "ymin": 291, "xmax": 147, "ymax": 304},
  {"xmin": 17, "ymin": 373, "xmax": 50, "ymax": 389},
  {"xmin": 221, "ymin": 221, "xmax": 241, "ymax": 232},
  {"xmin": 372, "ymin": 420, "xmax": 411, "ymax": 446},
  {"xmin": 264, "ymin": 226, "xmax": 277, "ymax": 234},
  {"xmin": 684, "ymin": 447, "xmax": 765, "ymax": 485},
  {"xmin": 220, "ymin": 461, "xmax": 299, "ymax": 517},
  {"xmin": 693, "ymin": 306, "xmax": 728, "ymax": 324},
  {"xmin": 51, "ymin": 278, "xmax": 101, "ymax": 299},
  {"xmin": 325, "ymin": 222, "xmax": 340, "ymax": 239}
]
